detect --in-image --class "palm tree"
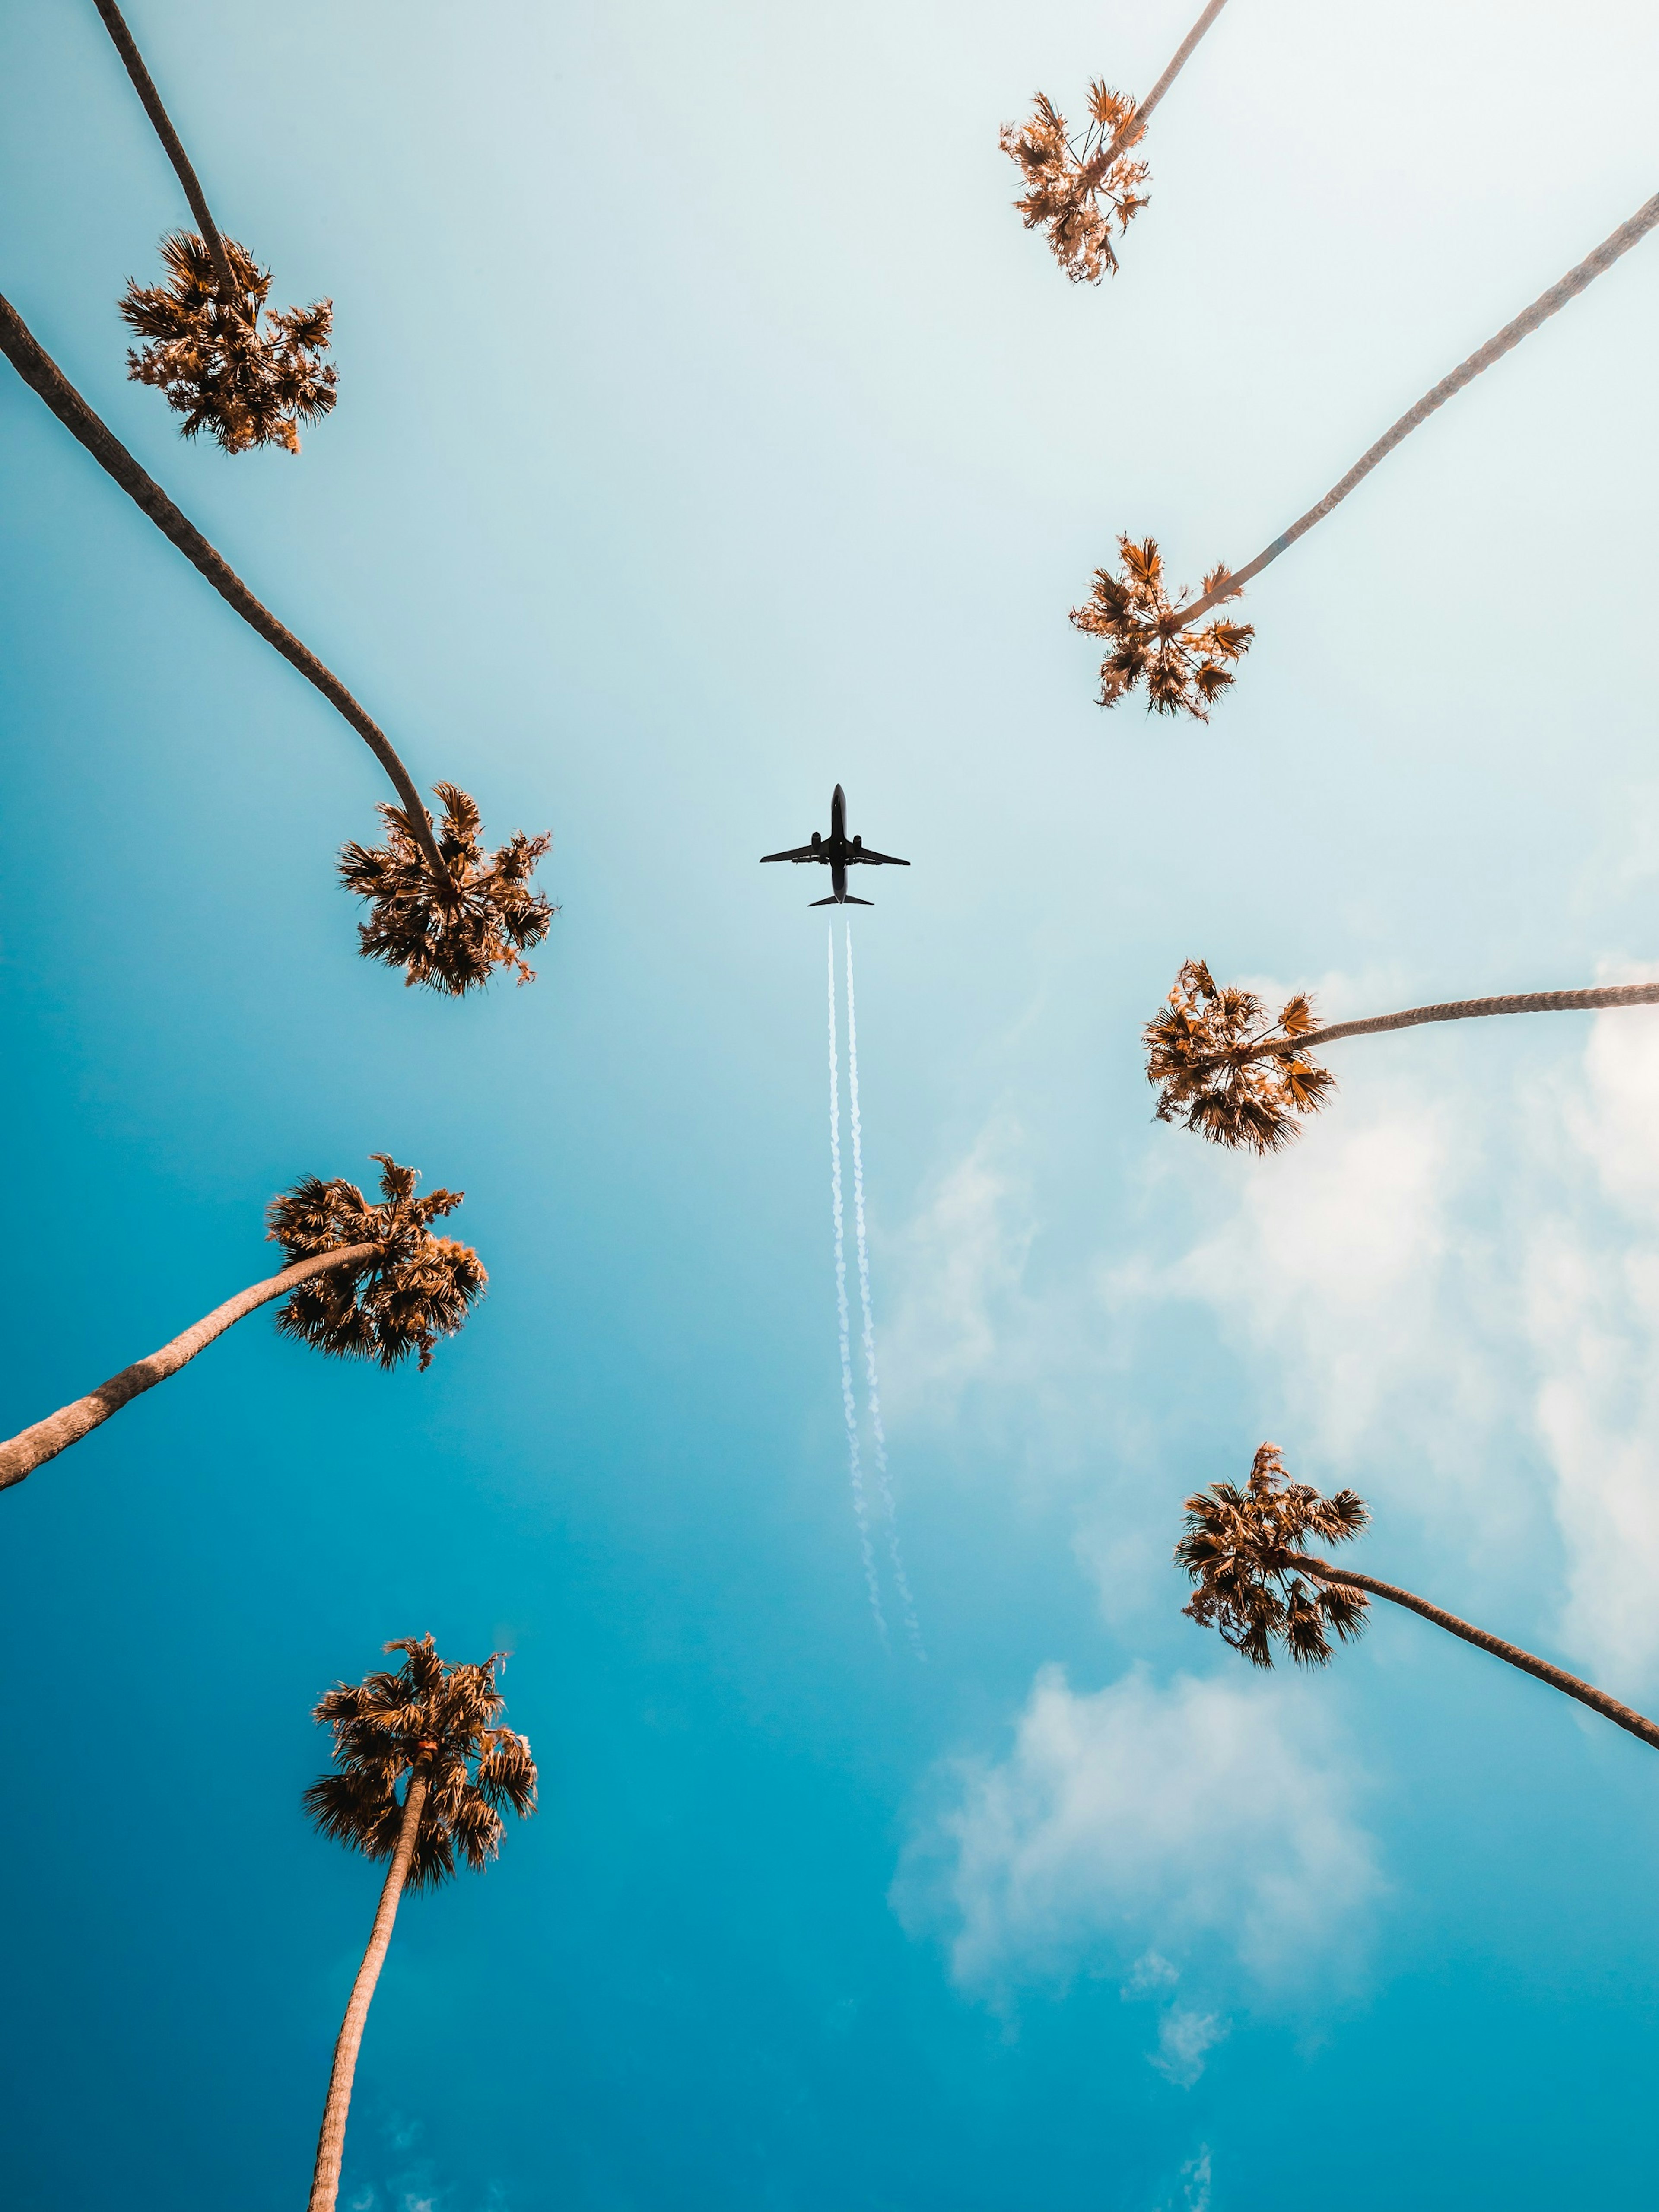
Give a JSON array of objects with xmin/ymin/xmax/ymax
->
[
  {"xmin": 341, "ymin": 782, "xmax": 553, "ymax": 994},
  {"xmin": 119, "ymin": 231, "xmax": 336, "ymax": 457},
  {"xmin": 89, "ymin": 0, "xmax": 337, "ymax": 451},
  {"xmin": 303, "ymin": 1635, "xmax": 537, "ymax": 2212},
  {"xmin": 1075, "ymin": 189, "xmax": 1659, "ymax": 718},
  {"xmin": 0, "ymin": 1156, "xmax": 484, "ymax": 1494},
  {"xmin": 0, "ymin": 292, "xmax": 553, "ymax": 990},
  {"xmin": 1177, "ymin": 1443, "xmax": 1659, "ymax": 1753},
  {"xmin": 1144, "ymin": 957, "xmax": 1659, "ymax": 1152},
  {"xmin": 999, "ymin": 85, "xmax": 1150, "ymax": 288},
  {"xmin": 1000, "ymin": 0, "xmax": 1233, "ymax": 284}
]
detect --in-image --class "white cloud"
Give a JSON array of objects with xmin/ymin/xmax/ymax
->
[
  {"xmin": 1161, "ymin": 1093, "xmax": 1471, "ymax": 1460},
  {"xmin": 1151, "ymin": 998, "xmax": 1659, "ymax": 1696},
  {"xmin": 1149, "ymin": 2005, "xmax": 1229, "ymax": 2088},
  {"xmin": 1120, "ymin": 1948, "xmax": 1179, "ymax": 1996},
  {"xmin": 1178, "ymin": 2148, "xmax": 1213, "ymax": 2212},
  {"xmin": 880, "ymin": 1116, "xmax": 1036, "ymax": 1415},
  {"xmin": 344, "ymin": 2119, "xmax": 508, "ymax": 2212},
  {"xmin": 1157, "ymin": 986, "xmax": 1659, "ymax": 1697},
  {"xmin": 886, "ymin": 973, "xmax": 1659, "ymax": 1703},
  {"xmin": 1520, "ymin": 991, "xmax": 1659, "ymax": 1690},
  {"xmin": 896, "ymin": 1664, "xmax": 1382, "ymax": 2007},
  {"xmin": 1118, "ymin": 1952, "xmax": 1229, "ymax": 2086},
  {"xmin": 1573, "ymin": 985, "xmax": 1659, "ymax": 1211},
  {"xmin": 880, "ymin": 990, "xmax": 1659, "ymax": 2067}
]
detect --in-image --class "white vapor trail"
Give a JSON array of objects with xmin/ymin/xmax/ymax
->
[
  {"xmin": 829, "ymin": 926, "xmax": 886, "ymax": 1641},
  {"xmin": 844, "ymin": 923, "xmax": 925, "ymax": 1659}
]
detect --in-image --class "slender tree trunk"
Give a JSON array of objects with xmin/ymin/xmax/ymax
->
[
  {"xmin": 1180, "ymin": 190, "xmax": 1659, "ymax": 626},
  {"xmin": 1087, "ymin": 0, "xmax": 1233, "ymax": 180},
  {"xmin": 0, "ymin": 1243, "xmax": 377, "ymax": 1493},
  {"xmin": 0, "ymin": 293, "xmax": 451, "ymax": 887},
  {"xmin": 1245, "ymin": 981, "xmax": 1659, "ymax": 1063},
  {"xmin": 307, "ymin": 1770, "xmax": 429, "ymax": 2212},
  {"xmin": 1285, "ymin": 1552, "xmax": 1659, "ymax": 1753},
  {"xmin": 88, "ymin": 0, "xmax": 241, "ymax": 308}
]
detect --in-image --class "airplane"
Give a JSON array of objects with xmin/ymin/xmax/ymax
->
[{"xmin": 760, "ymin": 784, "xmax": 910, "ymax": 906}]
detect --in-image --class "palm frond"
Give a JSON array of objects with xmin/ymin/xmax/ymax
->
[
  {"xmin": 118, "ymin": 231, "xmax": 336, "ymax": 455},
  {"xmin": 998, "ymin": 86, "xmax": 1149, "ymax": 284},
  {"xmin": 339, "ymin": 782, "xmax": 556, "ymax": 996},
  {"xmin": 266, "ymin": 1155, "xmax": 486, "ymax": 1370},
  {"xmin": 1176, "ymin": 1443, "xmax": 1371, "ymax": 1668},
  {"xmin": 1143, "ymin": 958, "xmax": 1333, "ymax": 1153},
  {"xmin": 1071, "ymin": 538, "xmax": 1253, "ymax": 721},
  {"xmin": 304, "ymin": 1634, "xmax": 538, "ymax": 1890}
]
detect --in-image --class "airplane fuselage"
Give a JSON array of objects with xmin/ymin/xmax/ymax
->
[{"xmin": 760, "ymin": 784, "xmax": 909, "ymax": 907}]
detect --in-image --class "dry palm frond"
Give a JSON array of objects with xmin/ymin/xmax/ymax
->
[
  {"xmin": 998, "ymin": 83, "xmax": 1150, "ymax": 285},
  {"xmin": 1144, "ymin": 958, "xmax": 1334, "ymax": 1152},
  {"xmin": 267, "ymin": 1154, "xmax": 486, "ymax": 1371},
  {"xmin": 1070, "ymin": 536, "xmax": 1253, "ymax": 720},
  {"xmin": 305, "ymin": 1635, "xmax": 537, "ymax": 1891},
  {"xmin": 120, "ymin": 231, "xmax": 337, "ymax": 455},
  {"xmin": 1176, "ymin": 1443, "xmax": 1370, "ymax": 1668},
  {"xmin": 340, "ymin": 782, "xmax": 555, "ymax": 996}
]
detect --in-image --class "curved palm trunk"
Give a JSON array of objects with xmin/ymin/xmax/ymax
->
[
  {"xmin": 1246, "ymin": 980, "xmax": 1659, "ymax": 1064},
  {"xmin": 89, "ymin": 0, "xmax": 239, "ymax": 307},
  {"xmin": 0, "ymin": 294, "xmax": 450, "ymax": 887},
  {"xmin": 0, "ymin": 1242, "xmax": 376, "ymax": 1493},
  {"xmin": 1181, "ymin": 190, "xmax": 1659, "ymax": 626},
  {"xmin": 1089, "ymin": 0, "xmax": 1234, "ymax": 178},
  {"xmin": 1286, "ymin": 1552, "xmax": 1659, "ymax": 1753},
  {"xmin": 307, "ymin": 1770, "xmax": 429, "ymax": 2212}
]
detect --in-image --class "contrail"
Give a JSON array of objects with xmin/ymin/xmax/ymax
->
[
  {"xmin": 829, "ymin": 925, "xmax": 887, "ymax": 1641},
  {"xmin": 844, "ymin": 923, "xmax": 925, "ymax": 1659}
]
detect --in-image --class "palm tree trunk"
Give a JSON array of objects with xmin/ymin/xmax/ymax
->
[
  {"xmin": 0, "ymin": 1242, "xmax": 377, "ymax": 1493},
  {"xmin": 0, "ymin": 293, "xmax": 451, "ymax": 887},
  {"xmin": 1284, "ymin": 1551, "xmax": 1659, "ymax": 1753},
  {"xmin": 88, "ymin": 0, "xmax": 241, "ymax": 308},
  {"xmin": 1246, "ymin": 980, "xmax": 1659, "ymax": 1063},
  {"xmin": 1088, "ymin": 0, "xmax": 1234, "ymax": 179},
  {"xmin": 1180, "ymin": 190, "xmax": 1659, "ymax": 626},
  {"xmin": 307, "ymin": 1770, "xmax": 429, "ymax": 2212}
]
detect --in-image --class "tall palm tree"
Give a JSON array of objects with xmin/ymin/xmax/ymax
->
[
  {"xmin": 1144, "ymin": 957, "xmax": 1659, "ymax": 1152},
  {"xmin": 1001, "ymin": 0, "xmax": 1233, "ymax": 284},
  {"xmin": 303, "ymin": 1635, "xmax": 537, "ymax": 2212},
  {"xmin": 1177, "ymin": 1443, "xmax": 1659, "ymax": 1753},
  {"xmin": 0, "ymin": 293, "xmax": 552, "ymax": 990},
  {"xmin": 0, "ymin": 1156, "xmax": 484, "ymax": 1493},
  {"xmin": 1075, "ymin": 189, "xmax": 1659, "ymax": 718},
  {"xmin": 89, "ymin": 0, "xmax": 337, "ymax": 451}
]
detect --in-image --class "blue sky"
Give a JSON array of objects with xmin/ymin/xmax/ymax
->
[{"xmin": 3, "ymin": 1, "xmax": 1659, "ymax": 2206}]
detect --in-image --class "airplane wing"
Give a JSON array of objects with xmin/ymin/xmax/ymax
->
[
  {"xmin": 846, "ymin": 847, "xmax": 910, "ymax": 868},
  {"xmin": 760, "ymin": 844, "xmax": 824, "ymax": 864}
]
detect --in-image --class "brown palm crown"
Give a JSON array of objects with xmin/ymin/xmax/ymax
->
[
  {"xmin": 1144, "ymin": 959, "xmax": 1335, "ymax": 1153},
  {"xmin": 267, "ymin": 1154, "xmax": 486, "ymax": 1371},
  {"xmin": 340, "ymin": 783, "xmax": 556, "ymax": 995},
  {"xmin": 304, "ymin": 1636, "xmax": 537, "ymax": 1891},
  {"xmin": 1071, "ymin": 537, "xmax": 1253, "ymax": 719},
  {"xmin": 1176, "ymin": 1444, "xmax": 1370, "ymax": 1668},
  {"xmin": 120, "ymin": 232, "xmax": 337, "ymax": 456},
  {"xmin": 998, "ymin": 84, "xmax": 1150, "ymax": 285}
]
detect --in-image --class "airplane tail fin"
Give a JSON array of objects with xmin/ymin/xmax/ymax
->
[{"xmin": 810, "ymin": 895, "xmax": 874, "ymax": 907}]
